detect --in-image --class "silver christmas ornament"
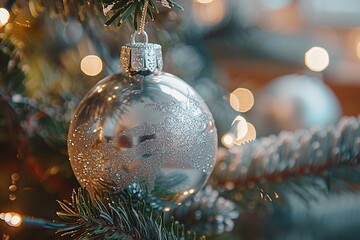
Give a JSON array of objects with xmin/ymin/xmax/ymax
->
[{"xmin": 68, "ymin": 32, "xmax": 218, "ymax": 209}]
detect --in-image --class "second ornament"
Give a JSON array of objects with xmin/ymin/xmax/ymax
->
[{"xmin": 68, "ymin": 31, "xmax": 218, "ymax": 208}]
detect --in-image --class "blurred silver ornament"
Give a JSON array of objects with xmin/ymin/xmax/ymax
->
[
  {"xmin": 254, "ymin": 74, "xmax": 341, "ymax": 136},
  {"xmin": 68, "ymin": 32, "xmax": 218, "ymax": 209}
]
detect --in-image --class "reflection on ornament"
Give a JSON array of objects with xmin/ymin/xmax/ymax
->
[
  {"xmin": 305, "ymin": 46, "xmax": 329, "ymax": 72},
  {"xmin": 68, "ymin": 33, "xmax": 217, "ymax": 209},
  {"xmin": 80, "ymin": 55, "xmax": 103, "ymax": 76},
  {"xmin": 230, "ymin": 88, "xmax": 254, "ymax": 113},
  {"xmin": 232, "ymin": 116, "xmax": 248, "ymax": 140},
  {"xmin": 0, "ymin": 8, "xmax": 10, "ymax": 27},
  {"xmin": 234, "ymin": 123, "xmax": 256, "ymax": 145}
]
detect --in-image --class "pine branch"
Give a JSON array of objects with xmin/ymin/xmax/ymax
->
[
  {"xmin": 213, "ymin": 116, "xmax": 360, "ymax": 188},
  {"xmin": 103, "ymin": 0, "xmax": 183, "ymax": 28},
  {"xmin": 210, "ymin": 116, "xmax": 360, "ymax": 213},
  {"xmin": 0, "ymin": 36, "xmax": 25, "ymax": 95},
  {"xmin": 0, "ymin": 35, "xmax": 26, "ymax": 146},
  {"xmin": 56, "ymin": 188, "xmax": 205, "ymax": 240},
  {"xmin": 15, "ymin": 0, "xmax": 182, "ymax": 30},
  {"xmin": 0, "ymin": 32, "xmax": 70, "ymax": 150},
  {"xmin": 171, "ymin": 186, "xmax": 239, "ymax": 236}
]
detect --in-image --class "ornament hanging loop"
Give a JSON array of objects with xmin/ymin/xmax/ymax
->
[
  {"xmin": 131, "ymin": 31, "xmax": 149, "ymax": 44},
  {"xmin": 131, "ymin": 0, "xmax": 149, "ymax": 44}
]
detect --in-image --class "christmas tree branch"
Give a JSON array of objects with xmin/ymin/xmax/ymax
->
[
  {"xmin": 0, "ymin": 35, "xmax": 26, "ymax": 147},
  {"xmin": 14, "ymin": 0, "xmax": 182, "ymax": 30},
  {"xmin": 56, "ymin": 188, "xmax": 205, "ymax": 240},
  {"xmin": 213, "ymin": 116, "xmax": 360, "ymax": 188},
  {"xmin": 0, "ymin": 34, "xmax": 70, "ymax": 149},
  {"xmin": 171, "ymin": 186, "xmax": 239, "ymax": 236},
  {"xmin": 210, "ymin": 116, "xmax": 360, "ymax": 214}
]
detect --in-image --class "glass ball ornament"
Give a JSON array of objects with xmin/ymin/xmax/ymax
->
[
  {"xmin": 253, "ymin": 74, "xmax": 341, "ymax": 136},
  {"xmin": 68, "ymin": 32, "xmax": 218, "ymax": 209}
]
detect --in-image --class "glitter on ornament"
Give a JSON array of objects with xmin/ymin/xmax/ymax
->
[{"xmin": 68, "ymin": 32, "xmax": 218, "ymax": 209}]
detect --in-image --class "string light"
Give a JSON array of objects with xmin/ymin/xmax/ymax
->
[
  {"xmin": 305, "ymin": 46, "xmax": 329, "ymax": 72},
  {"xmin": 230, "ymin": 88, "xmax": 254, "ymax": 113},
  {"xmin": 80, "ymin": 55, "xmax": 103, "ymax": 76},
  {"xmin": 9, "ymin": 173, "xmax": 20, "ymax": 201},
  {"xmin": 0, "ymin": 8, "xmax": 10, "ymax": 27},
  {"xmin": 0, "ymin": 212, "xmax": 22, "ymax": 227}
]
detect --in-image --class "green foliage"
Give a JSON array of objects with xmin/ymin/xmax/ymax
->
[
  {"xmin": 103, "ymin": 0, "xmax": 182, "ymax": 30},
  {"xmin": 0, "ymin": 36, "xmax": 25, "ymax": 143},
  {"xmin": 0, "ymin": 36, "xmax": 25, "ymax": 96},
  {"xmin": 15, "ymin": 0, "xmax": 182, "ymax": 30},
  {"xmin": 210, "ymin": 116, "xmax": 360, "ymax": 215},
  {"xmin": 172, "ymin": 186, "xmax": 239, "ymax": 236},
  {"xmin": 56, "ymin": 188, "xmax": 205, "ymax": 240}
]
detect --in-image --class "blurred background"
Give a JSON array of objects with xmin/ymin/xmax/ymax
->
[{"xmin": 0, "ymin": 0, "xmax": 359, "ymax": 239}]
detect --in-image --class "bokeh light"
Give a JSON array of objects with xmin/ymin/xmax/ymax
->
[
  {"xmin": 357, "ymin": 41, "xmax": 360, "ymax": 59},
  {"xmin": 1, "ymin": 212, "xmax": 22, "ymax": 227},
  {"xmin": 0, "ymin": 8, "xmax": 10, "ymax": 27},
  {"xmin": 230, "ymin": 88, "xmax": 254, "ymax": 113},
  {"xmin": 305, "ymin": 47, "xmax": 330, "ymax": 72},
  {"xmin": 221, "ymin": 133, "xmax": 235, "ymax": 148},
  {"xmin": 234, "ymin": 123, "xmax": 257, "ymax": 145},
  {"xmin": 196, "ymin": 0, "xmax": 214, "ymax": 3},
  {"xmin": 80, "ymin": 55, "xmax": 103, "ymax": 76},
  {"xmin": 232, "ymin": 116, "xmax": 249, "ymax": 140},
  {"xmin": 192, "ymin": 0, "xmax": 226, "ymax": 26}
]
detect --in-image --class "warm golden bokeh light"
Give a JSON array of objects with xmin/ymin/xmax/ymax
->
[
  {"xmin": 195, "ymin": 0, "xmax": 214, "ymax": 3},
  {"xmin": 230, "ymin": 88, "xmax": 254, "ymax": 113},
  {"xmin": 1, "ymin": 212, "xmax": 22, "ymax": 227},
  {"xmin": 305, "ymin": 46, "xmax": 330, "ymax": 72},
  {"xmin": 221, "ymin": 133, "xmax": 235, "ymax": 148},
  {"xmin": 232, "ymin": 116, "xmax": 249, "ymax": 140},
  {"xmin": 0, "ymin": 8, "xmax": 10, "ymax": 27},
  {"xmin": 80, "ymin": 55, "xmax": 103, "ymax": 76},
  {"xmin": 234, "ymin": 123, "xmax": 256, "ymax": 145},
  {"xmin": 192, "ymin": 0, "xmax": 226, "ymax": 26},
  {"xmin": 9, "ymin": 215, "xmax": 22, "ymax": 227},
  {"xmin": 357, "ymin": 41, "xmax": 360, "ymax": 59}
]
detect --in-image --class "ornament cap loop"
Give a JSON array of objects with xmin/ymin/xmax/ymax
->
[
  {"xmin": 120, "ymin": 32, "xmax": 163, "ymax": 74},
  {"xmin": 131, "ymin": 31, "xmax": 149, "ymax": 44}
]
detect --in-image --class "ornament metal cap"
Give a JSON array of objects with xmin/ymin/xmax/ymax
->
[{"xmin": 120, "ymin": 31, "xmax": 163, "ymax": 73}]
